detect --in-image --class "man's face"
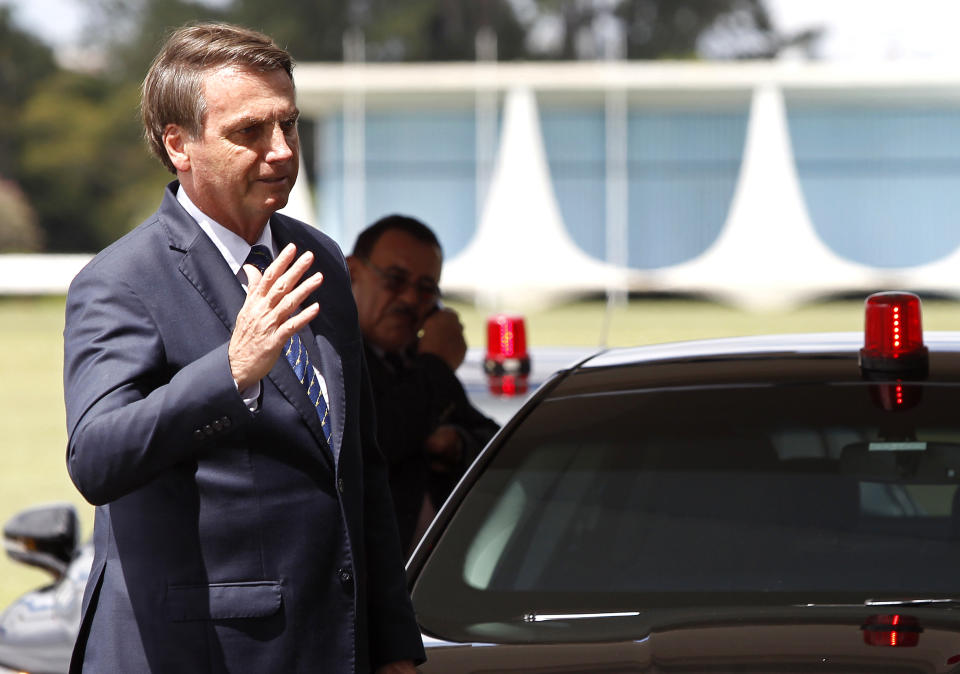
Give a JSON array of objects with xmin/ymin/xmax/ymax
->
[
  {"xmin": 349, "ymin": 229, "xmax": 443, "ymax": 354},
  {"xmin": 175, "ymin": 65, "xmax": 299, "ymax": 241}
]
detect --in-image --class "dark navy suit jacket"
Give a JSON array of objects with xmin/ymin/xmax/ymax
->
[
  {"xmin": 63, "ymin": 182, "xmax": 424, "ymax": 672},
  {"xmin": 364, "ymin": 344, "xmax": 498, "ymax": 554}
]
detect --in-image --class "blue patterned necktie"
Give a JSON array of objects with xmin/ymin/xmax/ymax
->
[{"xmin": 245, "ymin": 245, "xmax": 332, "ymax": 444}]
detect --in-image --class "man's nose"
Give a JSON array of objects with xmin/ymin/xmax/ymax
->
[
  {"xmin": 265, "ymin": 124, "xmax": 295, "ymax": 162},
  {"xmin": 397, "ymin": 281, "xmax": 421, "ymax": 306}
]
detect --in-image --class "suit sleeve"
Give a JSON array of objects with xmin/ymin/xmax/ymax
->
[
  {"xmin": 356, "ymin": 349, "xmax": 427, "ymax": 667},
  {"xmin": 63, "ymin": 267, "xmax": 252, "ymax": 506},
  {"xmin": 365, "ymin": 349, "xmax": 435, "ymax": 468},
  {"xmin": 417, "ymin": 353, "xmax": 499, "ymax": 458}
]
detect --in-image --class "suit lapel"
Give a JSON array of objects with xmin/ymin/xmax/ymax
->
[
  {"xmin": 161, "ymin": 184, "xmax": 246, "ymax": 335},
  {"xmin": 270, "ymin": 218, "xmax": 344, "ymax": 463},
  {"xmin": 159, "ymin": 183, "xmax": 336, "ymax": 465}
]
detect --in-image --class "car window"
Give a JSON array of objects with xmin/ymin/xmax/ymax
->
[{"xmin": 412, "ymin": 381, "xmax": 960, "ymax": 643}]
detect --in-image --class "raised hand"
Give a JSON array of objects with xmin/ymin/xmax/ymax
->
[
  {"xmin": 229, "ymin": 243, "xmax": 324, "ymax": 390},
  {"xmin": 417, "ymin": 307, "xmax": 467, "ymax": 372}
]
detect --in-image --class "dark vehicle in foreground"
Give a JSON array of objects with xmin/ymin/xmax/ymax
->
[
  {"xmin": 6, "ymin": 293, "xmax": 960, "ymax": 672},
  {"xmin": 409, "ymin": 293, "xmax": 960, "ymax": 672}
]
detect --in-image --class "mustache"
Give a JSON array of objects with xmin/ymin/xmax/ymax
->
[{"xmin": 387, "ymin": 303, "xmax": 419, "ymax": 322}]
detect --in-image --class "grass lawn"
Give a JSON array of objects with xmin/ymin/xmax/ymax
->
[
  {"xmin": 2, "ymin": 293, "xmax": 960, "ymax": 608},
  {"xmin": 0, "ymin": 297, "xmax": 90, "ymax": 610}
]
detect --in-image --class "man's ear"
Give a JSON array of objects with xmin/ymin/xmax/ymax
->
[
  {"xmin": 345, "ymin": 255, "xmax": 360, "ymax": 280},
  {"xmin": 162, "ymin": 123, "xmax": 191, "ymax": 173}
]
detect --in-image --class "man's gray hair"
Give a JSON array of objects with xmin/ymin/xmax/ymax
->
[{"xmin": 141, "ymin": 22, "xmax": 294, "ymax": 174}]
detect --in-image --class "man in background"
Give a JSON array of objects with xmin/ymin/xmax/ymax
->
[
  {"xmin": 348, "ymin": 215, "xmax": 499, "ymax": 555},
  {"xmin": 63, "ymin": 23, "xmax": 422, "ymax": 673}
]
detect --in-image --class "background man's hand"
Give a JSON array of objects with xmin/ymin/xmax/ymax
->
[
  {"xmin": 229, "ymin": 243, "xmax": 324, "ymax": 390},
  {"xmin": 424, "ymin": 424, "xmax": 463, "ymax": 472},
  {"xmin": 417, "ymin": 307, "xmax": 467, "ymax": 371},
  {"xmin": 375, "ymin": 660, "xmax": 417, "ymax": 674}
]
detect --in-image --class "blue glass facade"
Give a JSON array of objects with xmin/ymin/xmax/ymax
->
[
  {"xmin": 788, "ymin": 102, "xmax": 960, "ymax": 268},
  {"xmin": 539, "ymin": 105, "xmax": 748, "ymax": 268},
  {"xmin": 317, "ymin": 107, "xmax": 489, "ymax": 258},
  {"xmin": 313, "ymin": 92, "xmax": 960, "ymax": 271},
  {"xmin": 627, "ymin": 109, "xmax": 748, "ymax": 268}
]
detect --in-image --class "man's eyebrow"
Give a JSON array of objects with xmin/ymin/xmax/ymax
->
[
  {"xmin": 227, "ymin": 110, "xmax": 299, "ymax": 130},
  {"xmin": 227, "ymin": 115, "xmax": 265, "ymax": 130},
  {"xmin": 384, "ymin": 265, "xmax": 437, "ymax": 284}
]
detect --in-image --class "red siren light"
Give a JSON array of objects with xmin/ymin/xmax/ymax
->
[
  {"xmin": 860, "ymin": 292, "xmax": 928, "ymax": 374},
  {"xmin": 484, "ymin": 314, "xmax": 531, "ymax": 397},
  {"xmin": 861, "ymin": 614, "xmax": 922, "ymax": 648}
]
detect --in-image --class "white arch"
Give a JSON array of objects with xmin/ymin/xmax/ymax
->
[
  {"xmin": 441, "ymin": 87, "xmax": 629, "ymax": 311},
  {"xmin": 645, "ymin": 84, "xmax": 879, "ymax": 311}
]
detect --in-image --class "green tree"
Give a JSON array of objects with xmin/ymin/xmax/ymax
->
[
  {"xmin": 360, "ymin": 0, "xmax": 527, "ymax": 61},
  {"xmin": 11, "ymin": 0, "xmax": 807, "ymax": 252},
  {"xmin": 0, "ymin": 7, "xmax": 57, "ymax": 180},
  {"xmin": 79, "ymin": 0, "xmax": 228, "ymax": 80},
  {"xmin": 0, "ymin": 179, "xmax": 43, "ymax": 252},
  {"xmin": 519, "ymin": 0, "xmax": 806, "ymax": 60},
  {"xmin": 85, "ymin": 0, "xmax": 526, "ymax": 67},
  {"xmin": 18, "ymin": 71, "xmax": 168, "ymax": 251}
]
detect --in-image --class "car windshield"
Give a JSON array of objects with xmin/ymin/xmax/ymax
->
[{"xmin": 412, "ymin": 380, "xmax": 960, "ymax": 643}]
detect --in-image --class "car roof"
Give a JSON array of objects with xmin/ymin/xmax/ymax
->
[
  {"xmin": 539, "ymin": 331, "xmax": 960, "ymax": 395},
  {"xmin": 579, "ymin": 331, "xmax": 960, "ymax": 369}
]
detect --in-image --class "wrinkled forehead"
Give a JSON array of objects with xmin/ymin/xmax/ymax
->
[{"xmin": 198, "ymin": 65, "xmax": 297, "ymax": 119}]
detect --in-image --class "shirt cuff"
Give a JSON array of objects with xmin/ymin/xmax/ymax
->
[{"xmin": 234, "ymin": 378, "xmax": 261, "ymax": 412}]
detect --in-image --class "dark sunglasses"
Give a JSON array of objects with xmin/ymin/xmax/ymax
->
[{"xmin": 361, "ymin": 259, "xmax": 441, "ymax": 301}]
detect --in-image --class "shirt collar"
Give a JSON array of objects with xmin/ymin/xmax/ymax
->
[{"xmin": 176, "ymin": 185, "xmax": 274, "ymax": 276}]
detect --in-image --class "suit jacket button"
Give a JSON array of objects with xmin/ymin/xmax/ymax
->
[
  {"xmin": 337, "ymin": 478, "xmax": 344, "ymax": 493},
  {"xmin": 212, "ymin": 419, "xmax": 223, "ymax": 432},
  {"xmin": 221, "ymin": 416, "xmax": 231, "ymax": 428},
  {"xmin": 203, "ymin": 424, "xmax": 214, "ymax": 436},
  {"xmin": 193, "ymin": 429, "xmax": 204, "ymax": 440}
]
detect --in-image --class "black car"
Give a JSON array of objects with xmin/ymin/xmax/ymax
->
[
  {"xmin": 409, "ymin": 293, "xmax": 960, "ymax": 672},
  {"xmin": 7, "ymin": 293, "xmax": 960, "ymax": 672}
]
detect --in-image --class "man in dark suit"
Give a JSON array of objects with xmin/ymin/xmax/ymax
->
[
  {"xmin": 62, "ymin": 23, "xmax": 423, "ymax": 673},
  {"xmin": 347, "ymin": 216, "xmax": 499, "ymax": 556}
]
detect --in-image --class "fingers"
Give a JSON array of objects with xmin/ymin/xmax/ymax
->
[
  {"xmin": 246, "ymin": 243, "xmax": 294, "ymax": 293},
  {"xmin": 275, "ymin": 274, "xmax": 323, "ymax": 329},
  {"xmin": 273, "ymin": 250, "xmax": 316, "ymax": 299},
  {"xmin": 282, "ymin": 271, "xmax": 323, "ymax": 311},
  {"xmin": 229, "ymin": 244, "xmax": 325, "ymax": 389},
  {"xmin": 242, "ymin": 262, "xmax": 263, "ymax": 291},
  {"xmin": 276, "ymin": 301, "xmax": 321, "ymax": 344},
  {"xmin": 245, "ymin": 245, "xmax": 324, "ymax": 321},
  {"xmin": 424, "ymin": 307, "xmax": 464, "ymax": 336},
  {"xmin": 249, "ymin": 244, "xmax": 313, "ymax": 301},
  {"xmin": 253, "ymin": 244, "xmax": 324, "ymax": 343}
]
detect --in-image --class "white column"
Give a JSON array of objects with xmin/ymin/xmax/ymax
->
[
  {"xmin": 342, "ymin": 29, "xmax": 366, "ymax": 248},
  {"xmin": 475, "ymin": 27, "xmax": 498, "ymax": 232},
  {"xmin": 604, "ymin": 86, "xmax": 628, "ymax": 306},
  {"xmin": 442, "ymin": 88, "xmax": 628, "ymax": 310},
  {"xmin": 604, "ymin": 29, "xmax": 629, "ymax": 308}
]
